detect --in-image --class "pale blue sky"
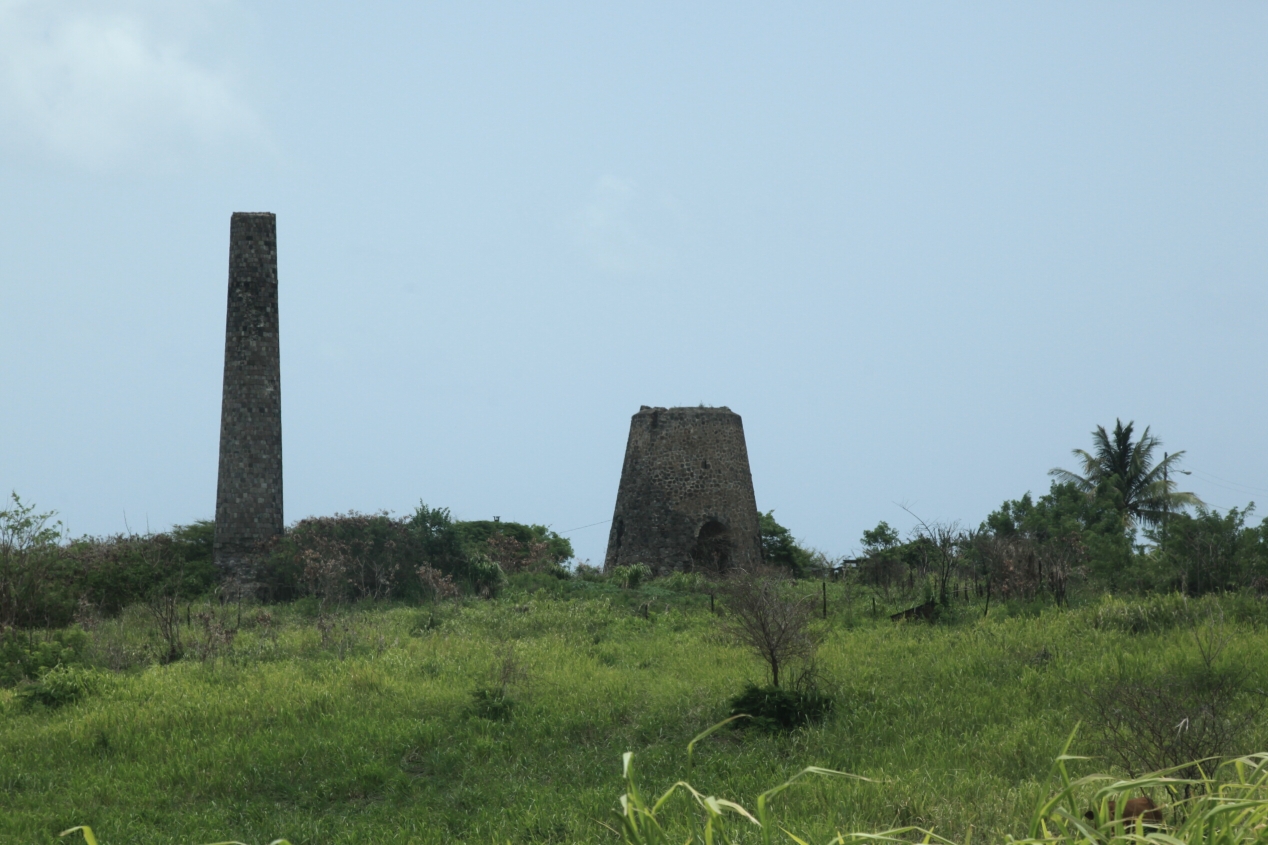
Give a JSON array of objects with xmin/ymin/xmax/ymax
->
[{"xmin": 2, "ymin": 2, "xmax": 1265, "ymax": 563}]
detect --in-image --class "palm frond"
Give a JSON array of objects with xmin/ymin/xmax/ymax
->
[{"xmin": 1048, "ymin": 467, "xmax": 1093, "ymax": 492}]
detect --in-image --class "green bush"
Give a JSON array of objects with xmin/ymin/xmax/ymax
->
[
  {"xmin": 661, "ymin": 570, "xmax": 705, "ymax": 592},
  {"xmin": 468, "ymin": 686, "xmax": 516, "ymax": 721},
  {"xmin": 759, "ymin": 511, "xmax": 816, "ymax": 576},
  {"xmin": 454, "ymin": 519, "xmax": 572, "ymax": 567},
  {"xmin": 612, "ymin": 564, "xmax": 652, "ymax": 589},
  {"xmin": 257, "ymin": 505, "xmax": 568, "ymax": 602},
  {"xmin": 0, "ymin": 493, "xmax": 67, "ymax": 628},
  {"xmin": 1091, "ymin": 592, "xmax": 1192, "ymax": 634},
  {"xmin": 469, "ymin": 554, "xmax": 506, "ymax": 598},
  {"xmin": 574, "ymin": 563, "xmax": 605, "ymax": 582},
  {"xmin": 0, "ymin": 626, "xmax": 88, "ymax": 686},
  {"xmin": 727, "ymin": 682, "xmax": 834, "ymax": 732},
  {"xmin": 71, "ymin": 531, "xmax": 218, "ymax": 616},
  {"xmin": 1150, "ymin": 505, "xmax": 1268, "ymax": 595},
  {"xmin": 16, "ymin": 662, "xmax": 100, "ymax": 710}
]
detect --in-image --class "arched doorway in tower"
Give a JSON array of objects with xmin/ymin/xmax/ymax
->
[{"xmin": 690, "ymin": 520, "xmax": 732, "ymax": 573}]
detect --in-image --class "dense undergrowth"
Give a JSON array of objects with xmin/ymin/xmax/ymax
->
[{"xmin": 4, "ymin": 580, "xmax": 1268, "ymax": 843}]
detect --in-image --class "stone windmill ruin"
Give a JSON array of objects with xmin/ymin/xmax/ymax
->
[{"xmin": 604, "ymin": 406, "xmax": 762, "ymax": 575}]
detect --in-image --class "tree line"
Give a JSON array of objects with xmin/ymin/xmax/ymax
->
[
  {"xmin": 0, "ymin": 499, "xmax": 573, "ymax": 632},
  {"xmin": 853, "ymin": 420, "xmax": 1268, "ymax": 607}
]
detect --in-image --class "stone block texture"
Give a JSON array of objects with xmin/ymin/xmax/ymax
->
[
  {"xmin": 604, "ymin": 406, "xmax": 761, "ymax": 575},
  {"xmin": 214, "ymin": 212, "xmax": 283, "ymax": 574}
]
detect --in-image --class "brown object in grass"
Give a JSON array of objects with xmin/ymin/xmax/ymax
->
[
  {"xmin": 1083, "ymin": 796, "xmax": 1164, "ymax": 826},
  {"xmin": 890, "ymin": 599, "xmax": 937, "ymax": 623}
]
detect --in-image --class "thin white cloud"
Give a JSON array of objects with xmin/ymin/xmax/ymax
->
[
  {"xmin": 0, "ymin": 0, "xmax": 265, "ymax": 169},
  {"xmin": 567, "ymin": 175, "xmax": 673, "ymax": 275}
]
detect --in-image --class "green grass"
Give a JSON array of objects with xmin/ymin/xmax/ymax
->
[{"xmin": 4, "ymin": 584, "xmax": 1268, "ymax": 844}]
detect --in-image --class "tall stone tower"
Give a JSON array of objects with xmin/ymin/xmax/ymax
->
[
  {"xmin": 604, "ymin": 406, "xmax": 762, "ymax": 575},
  {"xmin": 214, "ymin": 212, "xmax": 283, "ymax": 575}
]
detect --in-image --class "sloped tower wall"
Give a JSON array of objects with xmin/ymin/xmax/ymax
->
[
  {"xmin": 604, "ymin": 406, "xmax": 761, "ymax": 575},
  {"xmin": 214, "ymin": 212, "xmax": 283, "ymax": 575}
]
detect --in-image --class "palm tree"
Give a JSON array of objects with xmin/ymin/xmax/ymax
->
[{"xmin": 1049, "ymin": 419, "xmax": 1203, "ymax": 531}]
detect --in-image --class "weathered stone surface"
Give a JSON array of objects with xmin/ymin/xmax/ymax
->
[
  {"xmin": 214, "ymin": 212, "xmax": 283, "ymax": 575},
  {"xmin": 603, "ymin": 406, "xmax": 761, "ymax": 575}
]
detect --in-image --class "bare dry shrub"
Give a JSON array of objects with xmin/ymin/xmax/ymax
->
[
  {"xmin": 903, "ymin": 512, "xmax": 964, "ymax": 606},
  {"xmin": 417, "ymin": 563, "xmax": 460, "ymax": 601},
  {"xmin": 191, "ymin": 607, "xmax": 238, "ymax": 663},
  {"xmin": 720, "ymin": 570, "xmax": 821, "ymax": 688},
  {"xmin": 301, "ymin": 543, "xmax": 351, "ymax": 609},
  {"xmin": 972, "ymin": 533, "xmax": 1039, "ymax": 602},
  {"xmin": 137, "ymin": 534, "xmax": 185, "ymax": 664},
  {"xmin": 1038, "ymin": 532, "xmax": 1086, "ymax": 606},
  {"xmin": 970, "ymin": 528, "xmax": 1087, "ymax": 608},
  {"xmin": 146, "ymin": 590, "xmax": 183, "ymax": 664}
]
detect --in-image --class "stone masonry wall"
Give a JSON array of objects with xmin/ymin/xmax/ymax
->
[
  {"xmin": 603, "ymin": 406, "xmax": 761, "ymax": 575},
  {"xmin": 214, "ymin": 212, "xmax": 283, "ymax": 575}
]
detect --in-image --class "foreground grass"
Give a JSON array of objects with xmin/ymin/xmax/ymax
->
[{"xmin": 3, "ymin": 585, "xmax": 1268, "ymax": 843}]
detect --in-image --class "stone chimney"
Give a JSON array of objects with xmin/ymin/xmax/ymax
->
[{"xmin": 214, "ymin": 212, "xmax": 283, "ymax": 576}]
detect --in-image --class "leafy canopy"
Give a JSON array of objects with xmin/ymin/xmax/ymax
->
[{"xmin": 758, "ymin": 511, "xmax": 814, "ymax": 576}]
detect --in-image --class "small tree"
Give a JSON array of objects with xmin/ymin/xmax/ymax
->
[
  {"xmin": 859, "ymin": 521, "xmax": 903, "ymax": 599},
  {"xmin": 1038, "ymin": 531, "xmax": 1086, "ymax": 606},
  {"xmin": 0, "ymin": 494, "xmax": 62, "ymax": 629},
  {"xmin": 139, "ymin": 534, "xmax": 186, "ymax": 664},
  {"xmin": 721, "ymin": 571, "xmax": 820, "ymax": 687},
  {"xmin": 759, "ymin": 512, "xmax": 814, "ymax": 576},
  {"xmin": 902, "ymin": 507, "xmax": 963, "ymax": 607},
  {"xmin": 1154, "ymin": 506, "xmax": 1252, "ymax": 596}
]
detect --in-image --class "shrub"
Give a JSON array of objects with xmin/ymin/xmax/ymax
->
[
  {"xmin": 65, "ymin": 530, "xmax": 218, "ymax": 619},
  {"xmin": 259, "ymin": 505, "xmax": 565, "ymax": 602},
  {"xmin": 264, "ymin": 508, "xmax": 461, "ymax": 604},
  {"xmin": 0, "ymin": 626, "xmax": 88, "ymax": 686},
  {"xmin": 759, "ymin": 511, "xmax": 815, "ymax": 576},
  {"xmin": 468, "ymin": 687, "xmax": 516, "ymax": 721},
  {"xmin": 407, "ymin": 503, "xmax": 471, "ymax": 588},
  {"xmin": 469, "ymin": 554, "xmax": 506, "ymax": 598},
  {"xmin": 612, "ymin": 564, "xmax": 652, "ymax": 589},
  {"xmin": 416, "ymin": 562, "xmax": 460, "ymax": 601},
  {"xmin": 290, "ymin": 511, "xmax": 409, "ymax": 603},
  {"xmin": 574, "ymin": 563, "xmax": 605, "ymax": 582},
  {"xmin": 1082, "ymin": 609, "xmax": 1267, "ymax": 779},
  {"xmin": 662, "ymin": 570, "xmax": 705, "ymax": 593},
  {"xmin": 454, "ymin": 520, "xmax": 572, "ymax": 568},
  {"xmin": 721, "ymin": 571, "xmax": 821, "ymax": 687},
  {"xmin": 1091, "ymin": 592, "xmax": 1192, "ymax": 634},
  {"xmin": 16, "ymin": 662, "xmax": 100, "ymax": 710},
  {"xmin": 483, "ymin": 530, "xmax": 569, "ymax": 575},
  {"xmin": 0, "ymin": 493, "xmax": 64, "ymax": 628},
  {"xmin": 727, "ymin": 682, "xmax": 834, "ymax": 732},
  {"xmin": 1152, "ymin": 505, "xmax": 1268, "ymax": 595}
]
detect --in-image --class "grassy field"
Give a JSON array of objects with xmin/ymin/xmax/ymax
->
[{"xmin": 3, "ymin": 580, "xmax": 1268, "ymax": 844}]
